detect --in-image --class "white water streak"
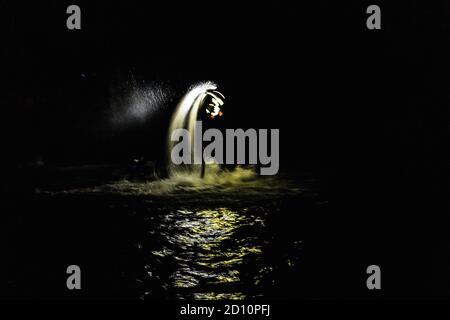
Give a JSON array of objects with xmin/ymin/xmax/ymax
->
[{"xmin": 167, "ymin": 81, "xmax": 217, "ymax": 176}]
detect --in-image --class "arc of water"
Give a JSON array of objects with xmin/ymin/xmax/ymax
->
[{"xmin": 167, "ymin": 82, "xmax": 218, "ymax": 176}]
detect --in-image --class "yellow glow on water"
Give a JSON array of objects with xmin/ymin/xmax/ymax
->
[
  {"xmin": 57, "ymin": 166, "xmax": 303, "ymax": 204},
  {"xmin": 192, "ymin": 292, "xmax": 246, "ymax": 300},
  {"xmin": 169, "ymin": 207, "xmax": 262, "ymax": 298}
]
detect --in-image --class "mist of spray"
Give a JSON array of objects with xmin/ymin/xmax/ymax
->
[{"xmin": 109, "ymin": 79, "xmax": 171, "ymax": 129}]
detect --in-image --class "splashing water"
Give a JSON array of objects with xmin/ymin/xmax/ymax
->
[
  {"xmin": 56, "ymin": 164, "xmax": 302, "ymax": 201},
  {"xmin": 42, "ymin": 80, "xmax": 301, "ymax": 199},
  {"xmin": 44, "ymin": 80, "xmax": 301, "ymax": 199},
  {"xmin": 167, "ymin": 81, "xmax": 218, "ymax": 176}
]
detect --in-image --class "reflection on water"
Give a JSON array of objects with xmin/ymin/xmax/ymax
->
[
  {"xmin": 42, "ymin": 168, "xmax": 315, "ymax": 300},
  {"xmin": 166, "ymin": 208, "xmax": 259, "ymax": 299},
  {"xmin": 132, "ymin": 203, "xmax": 304, "ymax": 300}
]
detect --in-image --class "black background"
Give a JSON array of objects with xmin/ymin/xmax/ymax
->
[{"xmin": 0, "ymin": 0, "xmax": 449, "ymax": 299}]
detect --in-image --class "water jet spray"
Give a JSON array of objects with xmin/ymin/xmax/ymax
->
[{"xmin": 167, "ymin": 82, "xmax": 225, "ymax": 178}]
